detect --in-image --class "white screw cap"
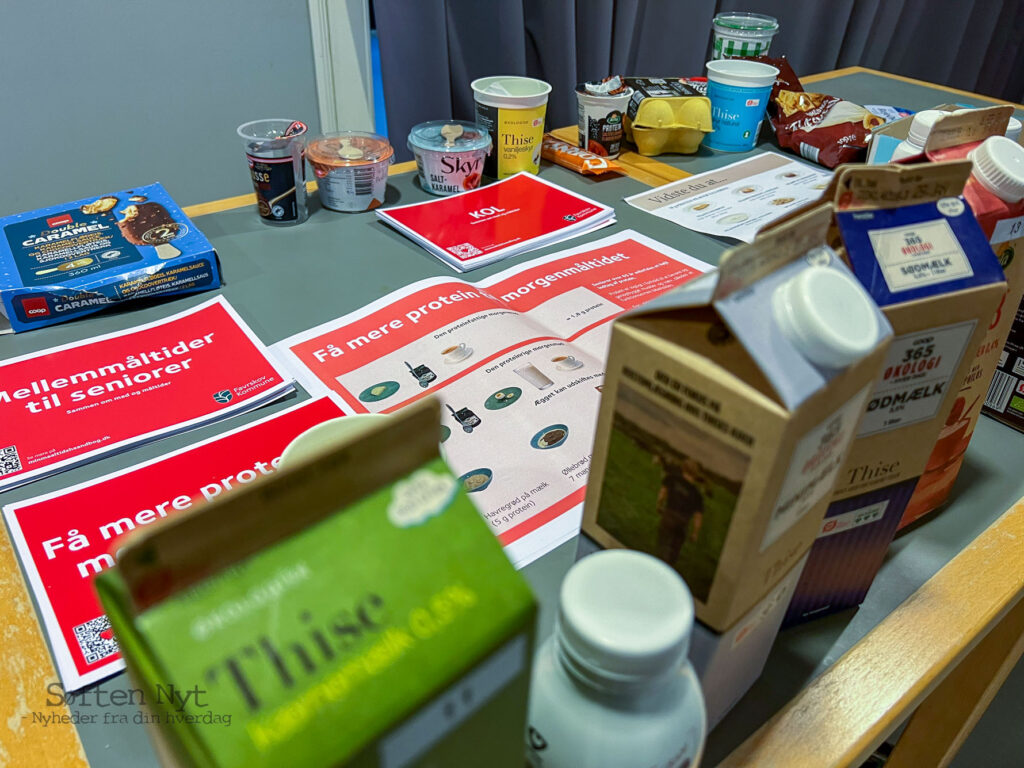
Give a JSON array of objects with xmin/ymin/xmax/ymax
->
[
  {"xmin": 969, "ymin": 136, "xmax": 1024, "ymax": 203},
  {"xmin": 772, "ymin": 265, "xmax": 880, "ymax": 369},
  {"xmin": 906, "ymin": 109, "xmax": 945, "ymax": 147},
  {"xmin": 558, "ymin": 550, "xmax": 694, "ymax": 682}
]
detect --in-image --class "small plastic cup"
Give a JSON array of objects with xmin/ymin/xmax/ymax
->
[
  {"xmin": 472, "ymin": 76, "xmax": 552, "ymax": 179},
  {"xmin": 711, "ymin": 12, "xmax": 779, "ymax": 60},
  {"xmin": 407, "ymin": 121, "xmax": 492, "ymax": 195},
  {"xmin": 237, "ymin": 119, "xmax": 309, "ymax": 226},
  {"xmin": 704, "ymin": 59, "xmax": 779, "ymax": 152},
  {"xmin": 306, "ymin": 132, "xmax": 394, "ymax": 212},
  {"xmin": 576, "ymin": 83, "xmax": 634, "ymax": 159}
]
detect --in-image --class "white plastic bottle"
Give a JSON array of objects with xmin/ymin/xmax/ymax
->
[
  {"xmin": 526, "ymin": 550, "xmax": 707, "ymax": 768},
  {"xmin": 891, "ymin": 109, "xmax": 945, "ymax": 161}
]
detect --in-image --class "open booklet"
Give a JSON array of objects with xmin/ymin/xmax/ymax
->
[{"xmin": 273, "ymin": 230, "xmax": 713, "ymax": 566}]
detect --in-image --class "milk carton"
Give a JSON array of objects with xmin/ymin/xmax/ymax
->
[
  {"xmin": 95, "ymin": 399, "xmax": 536, "ymax": 768},
  {"xmin": 583, "ymin": 206, "xmax": 892, "ymax": 631},
  {"xmin": 783, "ymin": 161, "xmax": 1008, "ymax": 624}
]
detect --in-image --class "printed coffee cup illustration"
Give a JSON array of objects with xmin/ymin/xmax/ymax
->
[
  {"xmin": 459, "ymin": 467, "xmax": 493, "ymax": 493},
  {"xmin": 531, "ymin": 424, "xmax": 569, "ymax": 450},
  {"xmin": 552, "ymin": 354, "xmax": 584, "ymax": 371},
  {"xmin": 447, "ymin": 403, "xmax": 481, "ymax": 433},
  {"xmin": 442, "ymin": 342, "xmax": 473, "ymax": 364},
  {"xmin": 118, "ymin": 202, "xmax": 184, "ymax": 260},
  {"xmin": 358, "ymin": 380, "xmax": 400, "ymax": 402},
  {"xmin": 405, "ymin": 361, "xmax": 437, "ymax": 388},
  {"xmin": 485, "ymin": 387, "xmax": 523, "ymax": 410},
  {"xmin": 513, "ymin": 363, "xmax": 553, "ymax": 390}
]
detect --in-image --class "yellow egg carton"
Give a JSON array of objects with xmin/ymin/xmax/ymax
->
[{"xmin": 624, "ymin": 77, "xmax": 713, "ymax": 156}]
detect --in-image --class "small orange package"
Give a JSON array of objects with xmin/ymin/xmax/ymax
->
[{"xmin": 541, "ymin": 134, "xmax": 626, "ymax": 175}]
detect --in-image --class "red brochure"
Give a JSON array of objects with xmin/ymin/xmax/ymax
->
[
  {"xmin": 0, "ymin": 296, "xmax": 294, "ymax": 491},
  {"xmin": 3, "ymin": 397, "xmax": 344, "ymax": 690},
  {"xmin": 376, "ymin": 172, "xmax": 616, "ymax": 271}
]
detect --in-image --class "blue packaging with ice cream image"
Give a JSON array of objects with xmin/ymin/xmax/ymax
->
[{"xmin": 0, "ymin": 182, "xmax": 220, "ymax": 333}]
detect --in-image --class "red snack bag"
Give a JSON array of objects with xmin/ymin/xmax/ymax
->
[
  {"xmin": 542, "ymin": 134, "xmax": 626, "ymax": 175},
  {"xmin": 753, "ymin": 56, "xmax": 883, "ymax": 169}
]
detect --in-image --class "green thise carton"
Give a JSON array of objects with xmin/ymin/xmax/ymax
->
[{"xmin": 96, "ymin": 399, "xmax": 536, "ymax": 768}]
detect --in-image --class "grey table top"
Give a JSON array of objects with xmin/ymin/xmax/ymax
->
[{"xmin": 3, "ymin": 69, "xmax": 1023, "ymax": 767}]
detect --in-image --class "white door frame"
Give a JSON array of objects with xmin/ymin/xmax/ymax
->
[{"xmin": 307, "ymin": 0, "xmax": 375, "ymax": 133}]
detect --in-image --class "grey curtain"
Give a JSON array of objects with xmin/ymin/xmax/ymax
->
[{"xmin": 374, "ymin": 0, "xmax": 1024, "ymax": 161}]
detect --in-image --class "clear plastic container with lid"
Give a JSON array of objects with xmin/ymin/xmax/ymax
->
[
  {"xmin": 711, "ymin": 12, "xmax": 779, "ymax": 59},
  {"xmin": 306, "ymin": 131, "xmax": 394, "ymax": 212},
  {"xmin": 526, "ymin": 550, "xmax": 706, "ymax": 768},
  {"xmin": 407, "ymin": 120, "xmax": 492, "ymax": 196}
]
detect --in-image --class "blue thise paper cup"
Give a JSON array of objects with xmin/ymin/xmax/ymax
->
[{"xmin": 704, "ymin": 59, "xmax": 779, "ymax": 152}]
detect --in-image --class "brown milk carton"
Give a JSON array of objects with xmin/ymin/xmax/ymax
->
[
  {"xmin": 583, "ymin": 206, "xmax": 893, "ymax": 631},
  {"xmin": 782, "ymin": 160, "xmax": 1008, "ymax": 624}
]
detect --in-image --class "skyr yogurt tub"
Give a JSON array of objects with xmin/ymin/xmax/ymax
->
[{"xmin": 407, "ymin": 121, "xmax": 492, "ymax": 195}]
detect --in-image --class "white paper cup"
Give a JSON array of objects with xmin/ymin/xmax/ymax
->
[
  {"xmin": 472, "ymin": 76, "xmax": 551, "ymax": 178},
  {"xmin": 711, "ymin": 13, "xmax": 779, "ymax": 60},
  {"xmin": 576, "ymin": 85, "xmax": 633, "ymax": 159}
]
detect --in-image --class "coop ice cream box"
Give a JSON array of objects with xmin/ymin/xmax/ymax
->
[{"xmin": 0, "ymin": 183, "xmax": 220, "ymax": 333}]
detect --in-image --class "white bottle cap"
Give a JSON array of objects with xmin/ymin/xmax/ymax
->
[
  {"xmin": 906, "ymin": 109, "xmax": 945, "ymax": 147},
  {"xmin": 969, "ymin": 135, "xmax": 1024, "ymax": 203},
  {"xmin": 557, "ymin": 550, "xmax": 694, "ymax": 683},
  {"xmin": 772, "ymin": 265, "xmax": 880, "ymax": 369},
  {"xmin": 1006, "ymin": 117, "xmax": 1022, "ymax": 143}
]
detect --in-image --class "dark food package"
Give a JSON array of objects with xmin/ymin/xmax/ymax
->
[{"xmin": 754, "ymin": 56, "xmax": 884, "ymax": 169}]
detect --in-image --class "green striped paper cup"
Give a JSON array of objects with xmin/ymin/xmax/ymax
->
[{"xmin": 712, "ymin": 12, "xmax": 779, "ymax": 60}]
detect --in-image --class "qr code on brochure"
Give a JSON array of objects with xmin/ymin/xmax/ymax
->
[
  {"xmin": 73, "ymin": 615, "xmax": 119, "ymax": 665},
  {"xmin": 0, "ymin": 445, "xmax": 21, "ymax": 476},
  {"xmin": 447, "ymin": 242, "xmax": 483, "ymax": 259}
]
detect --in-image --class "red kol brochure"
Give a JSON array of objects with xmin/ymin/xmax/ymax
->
[
  {"xmin": 3, "ymin": 397, "xmax": 345, "ymax": 690},
  {"xmin": 274, "ymin": 231, "xmax": 713, "ymax": 565},
  {"xmin": 376, "ymin": 172, "xmax": 616, "ymax": 271},
  {"xmin": 0, "ymin": 296, "xmax": 294, "ymax": 492}
]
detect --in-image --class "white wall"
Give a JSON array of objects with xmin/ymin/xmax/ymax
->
[{"xmin": 0, "ymin": 0, "xmax": 322, "ymax": 215}]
